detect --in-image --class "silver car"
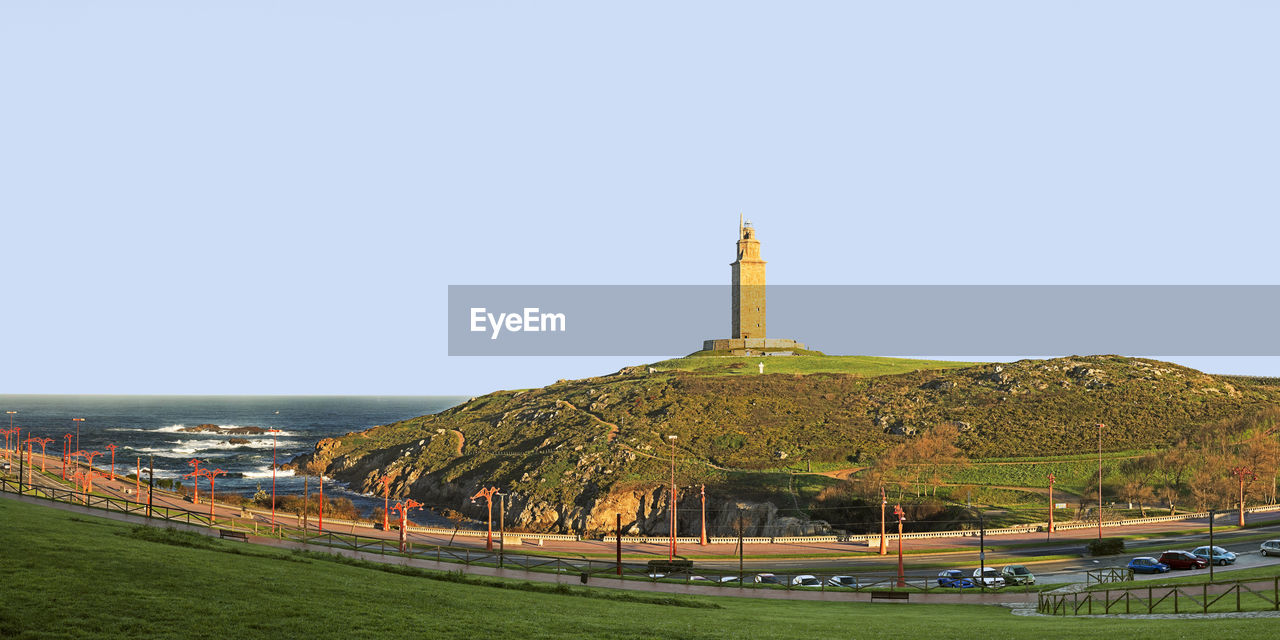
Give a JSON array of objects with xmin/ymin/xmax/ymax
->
[{"xmin": 1261, "ymin": 540, "xmax": 1280, "ymax": 557}]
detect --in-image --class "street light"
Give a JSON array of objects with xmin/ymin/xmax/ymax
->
[
  {"xmin": 31, "ymin": 437, "xmax": 53, "ymax": 473},
  {"xmin": 61, "ymin": 434, "xmax": 73, "ymax": 479},
  {"xmin": 1047, "ymin": 472, "xmax": 1056, "ymax": 536},
  {"xmin": 105, "ymin": 444, "xmax": 118, "ymax": 481},
  {"xmin": 1231, "ymin": 466, "xmax": 1255, "ymax": 527},
  {"xmin": 187, "ymin": 458, "xmax": 205, "ymax": 504},
  {"xmin": 6, "ymin": 411, "xmax": 16, "ymax": 457},
  {"xmin": 200, "ymin": 468, "xmax": 227, "ymax": 525},
  {"xmin": 266, "ymin": 429, "xmax": 282, "ymax": 529},
  {"xmin": 72, "ymin": 418, "xmax": 84, "ymax": 454},
  {"xmin": 378, "ymin": 474, "xmax": 393, "ymax": 531},
  {"xmin": 699, "ymin": 484, "xmax": 708, "ymax": 546},
  {"xmin": 879, "ymin": 485, "xmax": 888, "ymax": 555},
  {"xmin": 667, "ymin": 434, "xmax": 678, "ymax": 563},
  {"xmin": 471, "ymin": 486, "xmax": 500, "ymax": 551},
  {"xmin": 1096, "ymin": 422, "xmax": 1105, "ymax": 540},
  {"xmin": 390, "ymin": 499, "xmax": 423, "ymax": 552},
  {"xmin": 894, "ymin": 504, "xmax": 907, "ymax": 587}
]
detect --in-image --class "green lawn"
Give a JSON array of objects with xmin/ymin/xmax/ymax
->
[
  {"xmin": 648, "ymin": 354, "xmax": 981, "ymax": 377},
  {"xmin": 1, "ymin": 498, "xmax": 1277, "ymax": 638}
]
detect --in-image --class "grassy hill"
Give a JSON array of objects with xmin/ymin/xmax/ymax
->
[
  {"xmin": 649, "ymin": 354, "xmax": 980, "ymax": 377},
  {"xmin": 298, "ymin": 354, "xmax": 1280, "ymax": 536},
  {"xmin": 1, "ymin": 498, "xmax": 1273, "ymax": 640}
]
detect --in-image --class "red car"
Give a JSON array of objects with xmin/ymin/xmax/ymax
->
[{"xmin": 1158, "ymin": 550, "xmax": 1207, "ymax": 570}]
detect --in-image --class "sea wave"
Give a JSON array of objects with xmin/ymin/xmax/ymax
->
[
  {"xmin": 148, "ymin": 424, "xmax": 298, "ymax": 437},
  {"xmin": 132, "ymin": 439, "xmax": 301, "ymax": 458}
]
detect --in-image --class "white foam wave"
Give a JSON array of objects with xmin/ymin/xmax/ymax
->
[
  {"xmin": 241, "ymin": 467, "xmax": 280, "ymax": 479},
  {"xmin": 131, "ymin": 439, "xmax": 301, "ymax": 458}
]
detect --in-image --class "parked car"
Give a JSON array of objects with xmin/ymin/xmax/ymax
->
[
  {"xmin": 1000, "ymin": 565, "xmax": 1035, "ymax": 585},
  {"xmin": 1127, "ymin": 557, "xmax": 1170, "ymax": 574},
  {"xmin": 826, "ymin": 575, "xmax": 861, "ymax": 589},
  {"xmin": 1260, "ymin": 540, "xmax": 1280, "ymax": 557},
  {"xmin": 1158, "ymin": 550, "xmax": 1207, "ymax": 570},
  {"xmin": 937, "ymin": 570, "xmax": 976, "ymax": 588},
  {"xmin": 754, "ymin": 573, "xmax": 784, "ymax": 585},
  {"xmin": 971, "ymin": 567, "xmax": 1005, "ymax": 588},
  {"xmin": 691, "ymin": 575, "xmax": 739, "ymax": 584},
  {"xmin": 791, "ymin": 575, "xmax": 823, "ymax": 588},
  {"xmin": 1, "ymin": 462, "xmax": 10, "ymax": 471},
  {"xmin": 1192, "ymin": 546, "xmax": 1237, "ymax": 566}
]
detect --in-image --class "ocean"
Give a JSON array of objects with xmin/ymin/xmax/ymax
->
[{"xmin": 0, "ymin": 395, "xmax": 466, "ymax": 521}]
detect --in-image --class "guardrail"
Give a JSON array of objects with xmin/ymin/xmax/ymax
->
[
  {"xmin": 1039, "ymin": 578, "xmax": 1280, "ymax": 615},
  {"xmin": 1085, "ymin": 567, "xmax": 1133, "ymax": 585}
]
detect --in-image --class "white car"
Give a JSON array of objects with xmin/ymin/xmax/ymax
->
[
  {"xmin": 972, "ymin": 567, "xmax": 1005, "ymax": 588},
  {"xmin": 826, "ymin": 575, "xmax": 861, "ymax": 589},
  {"xmin": 1261, "ymin": 540, "xmax": 1280, "ymax": 557},
  {"xmin": 791, "ymin": 574, "xmax": 823, "ymax": 588}
]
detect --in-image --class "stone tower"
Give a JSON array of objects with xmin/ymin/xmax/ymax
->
[
  {"xmin": 731, "ymin": 215, "xmax": 766, "ymax": 339},
  {"xmin": 701, "ymin": 215, "xmax": 805, "ymax": 355}
]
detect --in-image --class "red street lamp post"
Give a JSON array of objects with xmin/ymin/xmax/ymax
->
[
  {"xmin": 667, "ymin": 434, "xmax": 678, "ymax": 562},
  {"xmin": 894, "ymin": 504, "xmax": 907, "ymax": 588},
  {"xmin": 266, "ymin": 429, "xmax": 281, "ymax": 529},
  {"xmin": 1047, "ymin": 472, "xmax": 1056, "ymax": 535},
  {"xmin": 1096, "ymin": 422, "xmax": 1105, "ymax": 540},
  {"xmin": 390, "ymin": 499, "xmax": 424, "ymax": 552},
  {"xmin": 31, "ymin": 437, "xmax": 53, "ymax": 472},
  {"xmin": 471, "ymin": 487, "xmax": 500, "ymax": 551},
  {"xmin": 5, "ymin": 411, "xmax": 15, "ymax": 454},
  {"xmin": 61, "ymin": 434, "xmax": 73, "ymax": 479},
  {"xmin": 199, "ymin": 468, "xmax": 226, "ymax": 524},
  {"xmin": 317, "ymin": 471, "xmax": 324, "ymax": 532},
  {"xmin": 378, "ymin": 475, "xmax": 393, "ymax": 531},
  {"xmin": 187, "ymin": 458, "xmax": 205, "ymax": 504},
  {"xmin": 699, "ymin": 484, "xmax": 708, "ymax": 546},
  {"xmin": 77, "ymin": 449, "xmax": 103, "ymax": 473},
  {"xmin": 72, "ymin": 418, "xmax": 84, "ymax": 454},
  {"xmin": 879, "ymin": 486, "xmax": 888, "ymax": 555},
  {"xmin": 1231, "ymin": 466, "xmax": 1255, "ymax": 527},
  {"xmin": 135, "ymin": 457, "xmax": 141, "ymax": 498},
  {"xmin": 105, "ymin": 444, "xmax": 118, "ymax": 481},
  {"xmin": 74, "ymin": 452, "xmax": 103, "ymax": 492},
  {"xmin": 1, "ymin": 427, "xmax": 12, "ymax": 459}
]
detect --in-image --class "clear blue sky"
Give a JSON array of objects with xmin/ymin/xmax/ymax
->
[{"xmin": 2, "ymin": 2, "xmax": 1277, "ymax": 395}]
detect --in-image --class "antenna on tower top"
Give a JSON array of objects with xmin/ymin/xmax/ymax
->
[{"xmin": 739, "ymin": 212, "xmax": 743, "ymax": 237}]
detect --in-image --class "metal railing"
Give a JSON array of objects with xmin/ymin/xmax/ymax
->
[{"xmin": 1039, "ymin": 578, "xmax": 1280, "ymax": 615}]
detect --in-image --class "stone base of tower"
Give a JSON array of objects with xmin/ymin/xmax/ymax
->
[{"xmin": 701, "ymin": 338, "xmax": 807, "ymax": 355}]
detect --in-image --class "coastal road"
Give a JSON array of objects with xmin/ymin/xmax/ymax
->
[{"xmin": 6, "ymin": 448, "xmax": 1280, "ymax": 587}]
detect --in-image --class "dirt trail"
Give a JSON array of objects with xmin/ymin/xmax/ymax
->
[{"xmin": 450, "ymin": 430, "xmax": 465, "ymax": 455}]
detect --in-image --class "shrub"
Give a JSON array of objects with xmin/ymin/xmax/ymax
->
[{"xmin": 1086, "ymin": 537, "xmax": 1125, "ymax": 556}]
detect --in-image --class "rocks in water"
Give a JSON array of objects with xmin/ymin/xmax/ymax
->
[
  {"xmin": 179, "ymin": 423, "xmax": 267, "ymax": 435},
  {"xmin": 227, "ymin": 438, "xmax": 250, "ymax": 445}
]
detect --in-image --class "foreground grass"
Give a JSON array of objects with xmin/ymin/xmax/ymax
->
[{"xmin": 1, "ymin": 498, "xmax": 1275, "ymax": 639}]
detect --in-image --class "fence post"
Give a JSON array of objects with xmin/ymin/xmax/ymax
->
[{"xmin": 1203, "ymin": 584, "xmax": 1208, "ymax": 614}]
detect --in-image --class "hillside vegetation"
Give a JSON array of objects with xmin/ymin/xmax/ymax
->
[{"xmin": 300, "ymin": 355, "xmax": 1280, "ymax": 535}]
